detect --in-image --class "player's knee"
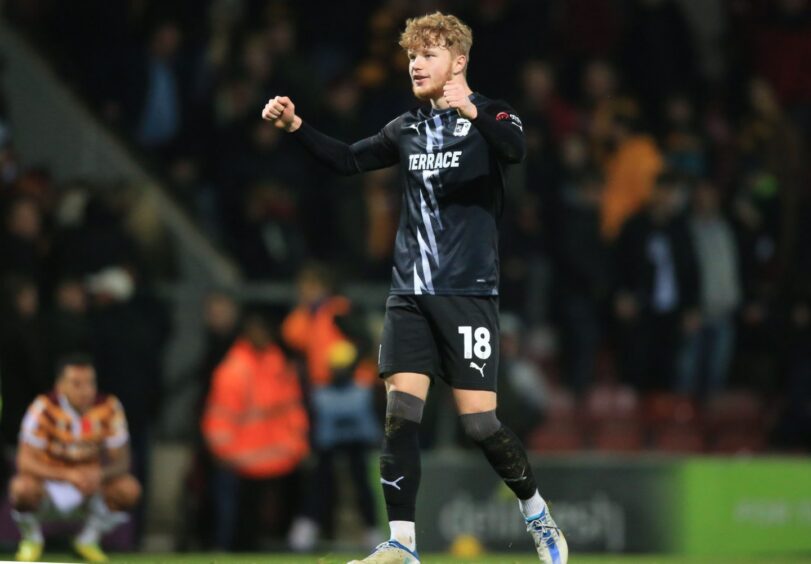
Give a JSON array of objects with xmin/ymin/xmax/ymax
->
[
  {"xmin": 9, "ymin": 474, "xmax": 44, "ymax": 511},
  {"xmin": 385, "ymin": 390, "xmax": 425, "ymax": 434},
  {"xmin": 460, "ymin": 409, "xmax": 501, "ymax": 442},
  {"xmin": 103, "ymin": 475, "xmax": 141, "ymax": 510}
]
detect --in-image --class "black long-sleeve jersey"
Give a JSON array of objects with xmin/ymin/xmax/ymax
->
[{"xmin": 292, "ymin": 92, "xmax": 525, "ymax": 296}]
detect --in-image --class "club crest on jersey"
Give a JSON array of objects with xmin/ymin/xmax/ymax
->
[
  {"xmin": 453, "ymin": 118, "xmax": 472, "ymax": 137},
  {"xmin": 496, "ymin": 111, "xmax": 523, "ymax": 131}
]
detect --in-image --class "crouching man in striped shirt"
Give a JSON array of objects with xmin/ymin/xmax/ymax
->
[{"xmin": 9, "ymin": 354, "xmax": 141, "ymax": 562}]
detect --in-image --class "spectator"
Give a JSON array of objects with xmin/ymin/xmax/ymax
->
[
  {"xmin": 198, "ymin": 291, "xmax": 242, "ymax": 402},
  {"xmin": 738, "ymin": 78, "xmax": 805, "ymax": 277},
  {"xmin": 9, "ymin": 354, "xmax": 141, "ymax": 563},
  {"xmin": 0, "ymin": 275, "xmax": 49, "ymax": 448},
  {"xmin": 86, "ymin": 266, "xmax": 168, "ymax": 541},
  {"xmin": 500, "ymin": 191, "xmax": 545, "ymax": 320},
  {"xmin": 178, "ymin": 290, "xmax": 241, "ymax": 551},
  {"xmin": 678, "ymin": 180, "xmax": 741, "ymax": 397},
  {"xmin": 493, "ymin": 313, "xmax": 548, "ymax": 442},
  {"xmin": 730, "ymin": 168, "xmax": 782, "ymax": 391},
  {"xmin": 133, "ymin": 21, "xmax": 185, "ymax": 152},
  {"xmin": 47, "ymin": 277, "xmax": 92, "ymax": 367},
  {"xmin": 614, "ymin": 171, "xmax": 700, "ymax": 390},
  {"xmin": 517, "ymin": 61, "xmax": 575, "ymax": 254},
  {"xmin": 553, "ymin": 169, "xmax": 610, "ymax": 394},
  {"xmin": 598, "ymin": 99, "xmax": 664, "ymax": 240},
  {"xmin": 202, "ymin": 309, "xmax": 309, "ymax": 551},
  {"xmin": 239, "ymin": 180, "xmax": 307, "ymax": 278},
  {"xmin": 283, "ymin": 264, "xmax": 381, "ymax": 552},
  {"xmin": 49, "ymin": 191, "xmax": 140, "ymax": 280},
  {"xmin": 660, "ymin": 93, "xmax": 708, "ymax": 179},
  {"xmin": 0, "ymin": 196, "xmax": 46, "ymax": 283}
]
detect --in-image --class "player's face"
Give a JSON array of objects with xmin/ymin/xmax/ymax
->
[
  {"xmin": 58, "ymin": 365, "xmax": 97, "ymax": 413},
  {"xmin": 408, "ymin": 45, "xmax": 454, "ymax": 101}
]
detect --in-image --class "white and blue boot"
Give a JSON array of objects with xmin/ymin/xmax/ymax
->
[
  {"xmin": 347, "ymin": 539, "xmax": 421, "ymax": 564},
  {"xmin": 526, "ymin": 507, "xmax": 568, "ymax": 564}
]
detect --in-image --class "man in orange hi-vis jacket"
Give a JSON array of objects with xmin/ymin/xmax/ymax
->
[
  {"xmin": 202, "ymin": 310, "xmax": 309, "ymax": 550},
  {"xmin": 283, "ymin": 264, "xmax": 382, "ymax": 553},
  {"xmin": 282, "ymin": 263, "xmax": 377, "ymax": 388}
]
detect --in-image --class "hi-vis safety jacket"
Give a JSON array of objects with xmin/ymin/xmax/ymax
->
[
  {"xmin": 202, "ymin": 339, "xmax": 309, "ymax": 478},
  {"xmin": 282, "ymin": 296, "xmax": 375, "ymax": 387}
]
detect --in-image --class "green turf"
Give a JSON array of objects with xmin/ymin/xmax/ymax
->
[{"xmin": 18, "ymin": 554, "xmax": 811, "ymax": 564}]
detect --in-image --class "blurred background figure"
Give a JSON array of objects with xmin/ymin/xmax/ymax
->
[
  {"xmin": 0, "ymin": 197, "xmax": 46, "ymax": 284},
  {"xmin": 9, "ymin": 354, "xmax": 140, "ymax": 563},
  {"xmin": 552, "ymin": 168, "xmax": 610, "ymax": 395},
  {"xmin": 178, "ymin": 290, "xmax": 241, "ymax": 551},
  {"xmin": 598, "ymin": 99, "xmax": 664, "ymax": 242},
  {"xmin": 494, "ymin": 314, "xmax": 548, "ymax": 443},
  {"xmin": 614, "ymin": 171, "xmax": 700, "ymax": 391},
  {"xmin": 283, "ymin": 264, "xmax": 381, "ymax": 552},
  {"xmin": 85, "ymin": 265, "xmax": 167, "ymax": 542},
  {"xmin": 201, "ymin": 309, "xmax": 309, "ymax": 551},
  {"xmin": 47, "ymin": 277, "xmax": 92, "ymax": 367},
  {"xmin": 0, "ymin": 275, "xmax": 48, "ymax": 451},
  {"xmin": 678, "ymin": 179, "xmax": 741, "ymax": 398}
]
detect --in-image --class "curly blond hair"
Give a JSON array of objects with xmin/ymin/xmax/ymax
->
[{"xmin": 399, "ymin": 12, "xmax": 473, "ymax": 59}]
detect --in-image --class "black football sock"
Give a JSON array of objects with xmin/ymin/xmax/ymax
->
[
  {"xmin": 473, "ymin": 424, "xmax": 538, "ymax": 500},
  {"xmin": 380, "ymin": 415, "xmax": 421, "ymax": 522}
]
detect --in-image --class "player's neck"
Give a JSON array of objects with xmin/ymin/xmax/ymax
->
[{"xmin": 58, "ymin": 393, "xmax": 90, "ymax": 415}]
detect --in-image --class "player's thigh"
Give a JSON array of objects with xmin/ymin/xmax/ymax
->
[
  {"xmin": 103, "ymin": 473, "xmax": 142, "ymax": 510},
  {"xmin": 452, "ymin": 388, "xmax": 497, "ymax": 414},
  {"xmin": 9, "ymin": 473, "xmax": 44, "ymax": 507},
  {"xmin": 379, "ymin": 295, "xmax": 441, "ymax": 385},
  {"xmin": 384, "ymin": 371, "xmax": 431, "ymax": 401},
  {"xmin": 422, "ymin": 295, "xmax": 500, "ymax": 392}
]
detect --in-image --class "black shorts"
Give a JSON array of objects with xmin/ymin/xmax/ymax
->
[{"xmin": 378, "ymin": 294, "xmax": 500, "ymax": 391}]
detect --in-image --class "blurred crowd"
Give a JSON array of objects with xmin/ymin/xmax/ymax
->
[
  {"xmin": 2, "ymin": 0, "xmax": 809, "ymax": 426},
  {"xmin": 1, "ymin": 0, "xmax": 811, "ymax": 550},
  {"xmin": 0, "ymin": 70, "xmax": 174, "ymax": 544}
]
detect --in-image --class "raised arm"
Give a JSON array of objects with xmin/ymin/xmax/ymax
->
[
  {"xmin": 470, "ymin": 103, "xmax": 527, "ymax": 164},
  {"xmin": 262, "ymin": 95, "xmax": 400, "ymax": 175},
  {"xmin": 442, "ymin": 79, "xmax": 526, "ymax": 164}
]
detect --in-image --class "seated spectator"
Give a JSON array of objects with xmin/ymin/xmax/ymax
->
[{"xmin": 8, "ymin": 354, "xmax": 141, "ymax": 563}]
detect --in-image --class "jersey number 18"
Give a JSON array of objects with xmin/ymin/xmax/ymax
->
[{"xmin": 458, "ymin": 326, "xmax": 492, "ymax": 360}]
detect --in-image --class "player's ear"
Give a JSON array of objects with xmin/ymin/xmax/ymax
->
[{"xmin": 453, "ymin": 53, "xmax": 467, "ymax": 76}]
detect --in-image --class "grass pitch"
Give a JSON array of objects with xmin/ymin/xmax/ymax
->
[{"xmin": 12, "ymin": 553, "xmax": 811, "ymax": 564}]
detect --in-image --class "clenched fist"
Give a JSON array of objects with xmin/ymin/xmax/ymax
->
[
  {"xmin": 262, "ymin": 96, "xmax": 302, "ymax": 132},
  {"xmin": 443, "ymin": 76, "xmax": 477, "ymax": 120}
]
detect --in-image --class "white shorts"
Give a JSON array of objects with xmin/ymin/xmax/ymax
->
[{"xmin": 43, "ymin": 480, "xmax": 85, "ymax": 516}]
